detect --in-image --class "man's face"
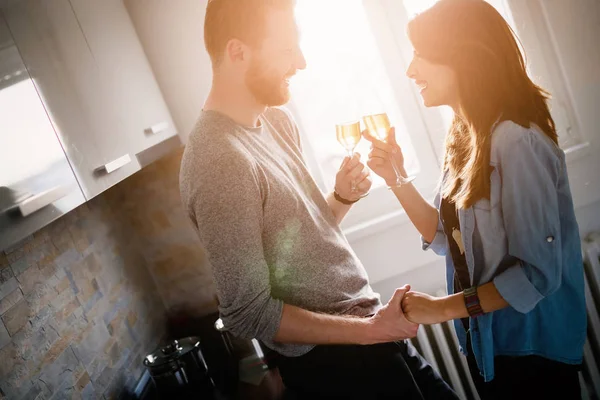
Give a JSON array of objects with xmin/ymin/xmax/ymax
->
[{"xmin": 244, "ymin": 8, "xmax": 306, "ymax": 107}]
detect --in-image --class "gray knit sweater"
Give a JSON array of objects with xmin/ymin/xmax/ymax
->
[{"xmin": 179, "ymin": 107, "xmax": 381, "ymax": 356}]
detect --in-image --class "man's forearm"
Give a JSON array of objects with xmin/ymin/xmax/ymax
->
[
  {"xmin": 273, "ymin": 304, "xmax": 374, "ymax": 345},
  {"xmin": 326, "ymin": 192, "xmax": 352, "ymax": 224}
]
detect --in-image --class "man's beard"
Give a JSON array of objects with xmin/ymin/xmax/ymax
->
[{"xmin": 245, "ymin": 58, "xmax": 292, "ymax": 107}]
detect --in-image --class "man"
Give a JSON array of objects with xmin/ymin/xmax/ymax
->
[{"xmin": 180, "ymin": 0, "xmax": 458, "ymax": 398}]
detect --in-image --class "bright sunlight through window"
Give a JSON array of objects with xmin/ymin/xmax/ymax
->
[{"xmin": 290, "ymin": 0, "xmax": 420, "ymax": 192}]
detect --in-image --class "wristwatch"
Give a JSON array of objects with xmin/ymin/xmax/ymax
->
[{"xmin": 464, "ymin": 286, "xmax": 485, "ymax": 318}]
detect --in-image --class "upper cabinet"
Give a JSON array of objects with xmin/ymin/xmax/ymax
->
[
  {"xmin": 0, "ymin": 11, "xmax": 86, "ymax": 251},
  {"xmin": 69, "ymin": 0, "xmax": 178, "ymax": 154},
  {"xmin": 2, "ymin": 0, "xmax": 178, "ymax": 200}
]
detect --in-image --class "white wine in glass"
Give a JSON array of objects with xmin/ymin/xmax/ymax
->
[
  {"xmin": 336, "ymin": 120, "xmax": 362, "ymax": 192},
  {"xmin": 363, "ymin": 113, "xmax": 415, "ymax": 186},
  {"xmin": 363, "ymin": 113, "xmax": 391, "ymax": 141},
  {"xmin": 336, "ymin": 120, "xmax": 362, "ymax": 156}
]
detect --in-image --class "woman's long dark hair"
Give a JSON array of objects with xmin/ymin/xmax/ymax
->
[{"xmin": 407, "ymin": 0, "xmax": 558, "ymax": 208}]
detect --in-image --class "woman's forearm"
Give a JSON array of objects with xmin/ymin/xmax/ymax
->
[
  {"xmin": 443, "ymin": 282, "xmax": 510, "ymax": 320},
  {"xmin": 390, "ymin": 182, "xmax": 439, "ymax": 243}
]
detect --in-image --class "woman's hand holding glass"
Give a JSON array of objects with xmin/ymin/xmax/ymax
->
[{"xmin": 363, "ymin": 125, "xmax": 412, "ymax": 187}]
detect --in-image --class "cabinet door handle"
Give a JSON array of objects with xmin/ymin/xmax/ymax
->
[
  {"xmin": 144, "ymin": 121, "xmax": 169, "ymax": 135},
  {"xmin": 96, "ymin": 154, "xmax": 131, "ymax": 174},
  {"xmin": 16, "ymin": 185, "xmax": 71, "ymax": 217}
]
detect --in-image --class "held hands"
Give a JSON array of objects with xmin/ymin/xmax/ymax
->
[
  {"xmin": 401, "ymin": 290, "xmax": 450, "ymax": 325},
  {"xmin": 335, "ymin": 153, "xmax": 372, "ymax": 201},
  {"xmin": 367, "ymin": 285, "xmax": 419, "ymax": 343},
  {"xmin": 363, "ymin": 127, "xmax": 407, "ymax": 186}
]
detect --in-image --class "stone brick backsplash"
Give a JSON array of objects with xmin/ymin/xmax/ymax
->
[
  {"xmin": 0, "ymin": 148, "xmax": 217, "ymax": 399},
  {"xmin": 117, "ymin": 149, "xmax": 218, "ymax": 317}
]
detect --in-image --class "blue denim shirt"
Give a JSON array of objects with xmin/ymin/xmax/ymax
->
[{"xmin": 423, "ymin": 120, "xmax": 587, "ymax": 382}]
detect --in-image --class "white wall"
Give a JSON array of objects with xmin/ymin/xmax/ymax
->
[
  {"xmin": 538, "ymin": 0, "xmax": 600, "ymax": 238},
  {"xmin": 508, "ymin": 0, "xmax": 600, "ymax": 235},
  {"xmin": 123, "ymin": 0, "xmax": 212, "ymax": 143},
  {"xmin": 124, "ymin": 0, "xmax": 600, "ymax": 300}
]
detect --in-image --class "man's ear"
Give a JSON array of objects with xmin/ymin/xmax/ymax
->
[{"xmin": 225, "ymin": 38, "xmax": 246, "ymax": 63}]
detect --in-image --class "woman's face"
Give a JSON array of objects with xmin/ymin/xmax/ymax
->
[{"xmin": 406, "ymin": 51, "xmax": 459, "ymax": 110}]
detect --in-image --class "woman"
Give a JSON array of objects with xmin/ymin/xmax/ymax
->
[{"xmin": 364, "ymin": 1, "xmax": 586, "ymax": 399}]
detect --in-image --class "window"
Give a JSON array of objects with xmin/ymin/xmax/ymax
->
[
  {"xmin": 289, "ymin": 0, "xmax": 441, "ymax": 233},
  {"xmin": 291, "ymin": 0, "xmax": 420, "ymax": 190}
]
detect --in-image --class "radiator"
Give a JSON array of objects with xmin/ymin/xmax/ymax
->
[
  {"xmin": 408, "ymin": 298, "xmax": 481, "ymax": 400},
  {"xmin": 583, "ymin": 233, "xmax": 600, "ymax": 399},
  {"xmin": 409, "ymin": 235, "xmax": 600, "ymax": 400}
]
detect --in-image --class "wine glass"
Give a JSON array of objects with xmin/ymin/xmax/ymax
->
[
  {"xmin": 335, "ymin": 120, "xmax": 362, "ymax": 192},
  {"xmin": 363, "ymin": 113, "xmax": 415, "ymax": 187}
]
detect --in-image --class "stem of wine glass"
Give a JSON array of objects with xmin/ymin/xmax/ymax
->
[
  {"xmin": 391, "ymin": 158, "xmax": 411, "ymax": 185},
  {"xmin": 380, "ymin": 133, "xmax": 410, "ymax": 186}
]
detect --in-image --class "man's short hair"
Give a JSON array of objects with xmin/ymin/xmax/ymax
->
[{"xmin": 204, "ymin": 0, "xmax": 296, "ymax": 65}]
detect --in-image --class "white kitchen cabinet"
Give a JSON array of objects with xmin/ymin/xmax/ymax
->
[
  {"xmin": 69, "ymin": 0, "xmax": 177, "ymax": 154},
  {"xmin": 3, "ymin": 0, "xmax": 117, "ymax": 199},
  {"xmin": 0, "ymin": 11, "xmax": 86, "ymax": 251},
  {"xmin": 2, "ymin": 0, "xmax": 177, "ymax": 200}
]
